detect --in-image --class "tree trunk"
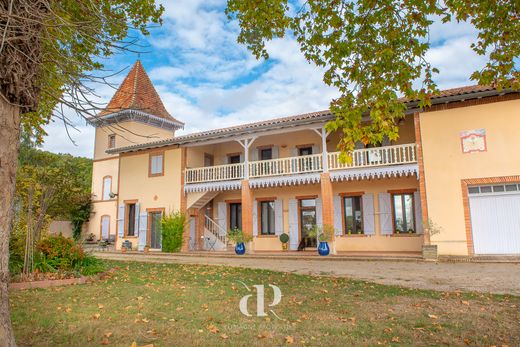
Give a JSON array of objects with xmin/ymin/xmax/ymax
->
[{"xmin": 0, "ymin": 96, "xmax": 21, "ymax": 346}]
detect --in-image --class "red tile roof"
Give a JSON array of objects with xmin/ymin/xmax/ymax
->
[{"xmin": 99, "ymin": 60, "xmax": 183, "ymax": 124}]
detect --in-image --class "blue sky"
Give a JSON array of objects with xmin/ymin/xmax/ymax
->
[{"xmin": 42, "ymin": 0, "xmax": 488, "ymax": 158}]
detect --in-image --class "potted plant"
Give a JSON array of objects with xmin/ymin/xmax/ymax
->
[
  {"xmin": 279, "ymin": 233, "xmax": 290, "ymax": 251},
  {"xmin": 422, "ymin": 218, "xmax": 442, "ymax": 260},
  {"xmin": 227, "ymin": 228, "xmax": 253, "ymax": 255},
  {"xmin": 308, "ymin": 224, "xmax": 335, "ymax": 256}
]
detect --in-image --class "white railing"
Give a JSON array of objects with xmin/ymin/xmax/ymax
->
[
  {"xmin": 249, "ymin": 153, "xmax": 323, "ymax": 178},
  {"xmin": 328, "ymin": 143, "xmax": 417, "ymax": 170},
  {"xmin": 204, "ymin": 215, "xmax": 227, "ymax": 245},
  {"xmin": 185, "ymin": 163, "xmax": 244, "ymax": 184},
  {"xmin": 184, "ymin": 144, "xmax": 417, "ymax": 184}
]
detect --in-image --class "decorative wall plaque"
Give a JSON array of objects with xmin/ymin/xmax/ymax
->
[{"xmin": 460, "ymin": 128, "xmax": 487, "ymax": 153}]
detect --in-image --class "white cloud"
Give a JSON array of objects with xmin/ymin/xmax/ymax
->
[{"xmin": 42, "ymin": 2, "xmax": 488, "ymax": 157}]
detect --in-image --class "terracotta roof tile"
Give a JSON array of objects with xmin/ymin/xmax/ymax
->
[{"xmin": 99, "ymin": 60, "xmax": 183, "ymax": 124}]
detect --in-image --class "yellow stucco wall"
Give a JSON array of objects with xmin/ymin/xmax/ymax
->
[
  {"xmin": 116, "ymin": 147, "xmax": 183, "ymax": 248},
  {"xmin": 420, "ymin": 98, "xmax": 520, "ymax": 256},
  {"xmin": 333, "ymin": 176, "xmax": 422, "ymax": 253},
  {"xmin": 94, "ymin": 121, "xmax": 175, "ymax": 160},
  {"xmin": 209, "ymin": 176, "xmax": 421, "ymax": 253}
]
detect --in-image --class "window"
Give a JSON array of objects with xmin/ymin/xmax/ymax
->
[
  {"xmin": 229, "ymin": 203, "xmax": 242, "ymax": 230},
  {"xmin": 108, "ymin": 134, "xmax": 116, "ymax": 149},
  {"xmin": 102, "ymin": 176, "xmax": 112, "ymax": 200},
  {"xmin": 260, "ymin": 148, "xmax": 272, "ymax": 161},
  {"xmin": 229, "ymin": 154, "xmax": 241, "ymax": 164},
  {"xmin": 149, "ymin": 153, "xmax": 164, "ymax": 176},
  {"xmin": 260, "ymin": 201, "xmax": 275, "ymax": 235},
  {"xmin": 298, "ymin": 147, "xmax": 313, "ymax": 156},
  {"xmin": 392, "ymin": 193, "xmax": 415, "ymax": 233},
  {"xmin": 126, "ymin": 203, "xmax": 136, "ymax": 236},
  {"xmin": 343, "ymin": 196, "xmax": 363, "ymax": 234},
  {"xmin": 204, "ymin": 154, "xmax": 214, "ymax": 167}
]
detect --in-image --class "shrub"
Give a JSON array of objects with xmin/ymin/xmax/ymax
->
[
  {"xmin": 161, "ymin": 211, "xmax": 186, "ymax": 253},
  {"xmin": 227, "ymin": 228, "xmax": 253, "ymax": 244},
  {"xmin": 34, "ymin": 235, "xmax": 105, "ymax": 275},
  {"xmin": 279, "ymin": 233, "xmax": 289, "ymax": 243}
]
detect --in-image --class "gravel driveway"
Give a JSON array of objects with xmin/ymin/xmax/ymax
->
[{"xmin": 95, "ymin": 252, "xmax": 520, "ymax": 296}]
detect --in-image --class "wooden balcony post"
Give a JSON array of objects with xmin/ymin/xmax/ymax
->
[{"xmin": 321, "ymin": 127, "xmax": 329, "ymax": 172}]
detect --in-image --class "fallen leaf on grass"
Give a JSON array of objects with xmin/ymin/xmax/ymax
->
[
  {"xmin": 104, "ymin": 332, "xmax": 113, "ymax": 338},
  {"xmin": 461, "ymin": 300, "xmax": 470, "ymax": 306},
  {"xmin": 428, "ymin": 314, "xmax": 438, "ymax": 319},
  {"xmin": 220, "ymin": 333, "xmax": 229, "ymax": 339},
  {"xmin": 93, "ymin": 313, "xmax": 101, "ymax": 320},
  {"xmin": 98, "ymin": 303, "xmax": 105, "ymax": 309},
  {"xmin": 207, "ymin": 324, "xmax": 219, "ymax": 333},
  {"xmin": 391, "ymin": 336, "xmax": 400, "ymax": 343},
  {"xmin": 257, "ymin": 331, "xmax": 272, "ymax": 339},
  {"xmin": 285, "ymin": 336, "xmax": 294, "ymax": 344}
]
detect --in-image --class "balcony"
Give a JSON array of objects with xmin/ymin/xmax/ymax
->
[{"xmin": 184, "ymin": 143, "xmax": 417, "ymax": 187}]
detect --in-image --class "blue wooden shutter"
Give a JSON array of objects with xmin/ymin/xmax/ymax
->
[
  {"xmin": 316, "ymin": 198, "xmax": 322, "ymax": 227},
  {"xmin": 414, "ymin": 191, "xmax": 423, "ymax": 234},
  {"xmin": 333, "ymin": 195, "xmax": 342, "ymax": 236},
  {"xmin": 362, "ymin": 194, "xmax": 375, "ymax": 235},
  {"xmin": 288, "ymin": 199, "xmax": 298, "ymax": 250},
  {"xmin": 252, "ymin": 200, "xmax": 258, "ymax": 236},
  {"xmin": 117, "ymin": 204, "xmax": 125, "ymax": 237},
  {"xmin": 379, "ymin": 193, "xmax": 393, "ymax": 235},
  {"xmin": 134, "ymin": 203, "xmax": 140, "ymax": 236},
  {"xmin": 138, "ymin": 212, "xmax": 148, "ymax": 251},
  {"xmin": 274, "ymin": 199, "xmax": 283, "ymax": 235},
  {"xmin": 217, "ymin": 202, "xmax": 226, "ymax": 232}
]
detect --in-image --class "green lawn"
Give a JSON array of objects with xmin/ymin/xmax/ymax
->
[{"xmin": 10, "ymin": 261, "xmax": 520, "ymax": 346}]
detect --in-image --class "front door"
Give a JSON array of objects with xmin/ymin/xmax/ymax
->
[
  {"xmin": 149, "ymin": 211, "xmax": 162, "ymax": 249},
  {"xmin": 300, "ymin": 199, "xmax": 317, "ymax": 249},
  {"xmin": 229, "ymin": 203, "xmax": 242, "ymax": 231}
]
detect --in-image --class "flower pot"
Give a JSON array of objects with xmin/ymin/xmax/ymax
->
[
  {"xmin": 281, "ymin": 242, "xmax": 288, "ymax": 251},
  {"xmin": 318, "ymin": 241, "xmax": 330, "ymax": 256},
  {"xmin": 235, "ymin": 242, "xmax": 246, "ymax": 255}
]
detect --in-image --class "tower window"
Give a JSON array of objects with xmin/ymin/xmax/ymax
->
[{"xmin": 108, "ymin": 134, "xmax": 116, "ymax": 149}]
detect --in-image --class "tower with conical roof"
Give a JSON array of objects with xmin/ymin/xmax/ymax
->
[{"xmin": 87, "ymin": 60, "xmax": 183, "ymax": 241}]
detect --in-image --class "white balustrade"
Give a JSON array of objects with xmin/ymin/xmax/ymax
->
[
  {"xmin": 249, "ymin": 153, "xmax": 323, "ymax": 178},
  {"xmin": 327, "ymin": 143, "xmax": 417, "ymax": 170},
  {"xmin": 185, "ymin": 163, "xmax": 244, "ymax": 184},
  {"xmin": 185, "ymin": 144, "xmax": 417, "ymax": 184}
]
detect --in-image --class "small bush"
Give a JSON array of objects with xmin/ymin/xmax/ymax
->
[
  {"xmin": 161, "ymin": 211, "xmax": 186, "ymax": 253},
  {"xmin": 34, "ymin": 235, "xmax": 105, "ymax": 275}
]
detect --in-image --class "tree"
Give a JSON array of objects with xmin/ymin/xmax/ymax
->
[
  {"xmin": 0, "ymin": 1, "xmax": 164, "ymax": 344},
  {"xmin": 226, "ymin": 0, "xmax": 519, "ymax": 157}
]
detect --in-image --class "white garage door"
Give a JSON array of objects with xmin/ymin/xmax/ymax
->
[{"xmin": 469, "ymin": 183, "xmax": 520, "ymax": 255}]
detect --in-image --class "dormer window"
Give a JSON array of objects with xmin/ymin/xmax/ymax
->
[{"xmin": 108, "ymin": 134, "xmax": 116, "ymax": 149}]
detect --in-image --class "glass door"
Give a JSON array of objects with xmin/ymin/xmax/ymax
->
[
  {"xmin": 300, "ymin": 199, "xmax": 317, "ymax": 249},
  {"xmin": 149, "ymin": 211, "xmax": 163, "ymax": 249}
]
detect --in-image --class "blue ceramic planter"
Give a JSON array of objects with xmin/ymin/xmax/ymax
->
[
  {"xmin": 235, "ymin": 242, "xmax": 246, "ymax": 255},
  {"xmin": 318, "ymin": 241, "xmax": 330, "ymax": 256}
]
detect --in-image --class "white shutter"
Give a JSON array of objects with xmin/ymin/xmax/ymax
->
[
  {"xmin": 362, "ymin": 194, "xmax": 375, "ymax": 235},
  {"xmin": 311, "ymin": 144, "xmax": 320, "ymax": 155},
  {"xmin": 151, "ymin": 155, "xmax": 163, "ymax": 174},
  {"xmin": 239, "ymin": 153, "xmax": 244, "ymax": 163},
  {"xmin": 101, "ymin": 216, "xmax": 110, "ymax": 239},
  {"xmin": 288, "ymin": 199, "xmax": 298, "ymax": 250},
  {"xmin": 274, "ymin": 199, "xmax": 283, "ymax": 235},
  {"xmin": 251, "ymin": 148, "xmax": 258, "ymax": 161},
  {"xmin": 252, "ymin": 200, "xmax": 258, "ymax": 236},
  {"xmin": 379, "ymin": 193, "xmax": 393, "ymax": 235},
  {"xmin": 316, "ymin": 198, "xmax": 323, "ymax": 227},
  {"xmin": 414, "ymin": 191, "xmax": 423, "ymax": 234},
  {"xmin": 217, "ymin": 202, "xmax": 227, "ymax": 234},
  {"xmin": 138, "ymin": 212, "xmax": 148, "ymax": 251},
  {"xmin": 290, "ymin": 147, "xmax": 298, "ymax": 157},
  {"xmin": 134, "ymin": 203, "xmax": 140, "ymax": 236},
  {"xmin": 272, "ymin": 146, "xmax": 279, "ymax": 159},
  {"xmin": 117, "ymin": 204, "xmax": 125, "ymax": 237},
  {"xmin": 333, "ymin": 195, "xmax": 342, "ymax": 236}
]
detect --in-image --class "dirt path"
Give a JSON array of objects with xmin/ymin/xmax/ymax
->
[{"xmin": 95, "ymin": 252, "xmax": 520, "ymax": 295}]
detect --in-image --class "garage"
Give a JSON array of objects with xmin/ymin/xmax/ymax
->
[{"xmin": 468, "ymin": 183, "xmax": 520, "ymax": 255}]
